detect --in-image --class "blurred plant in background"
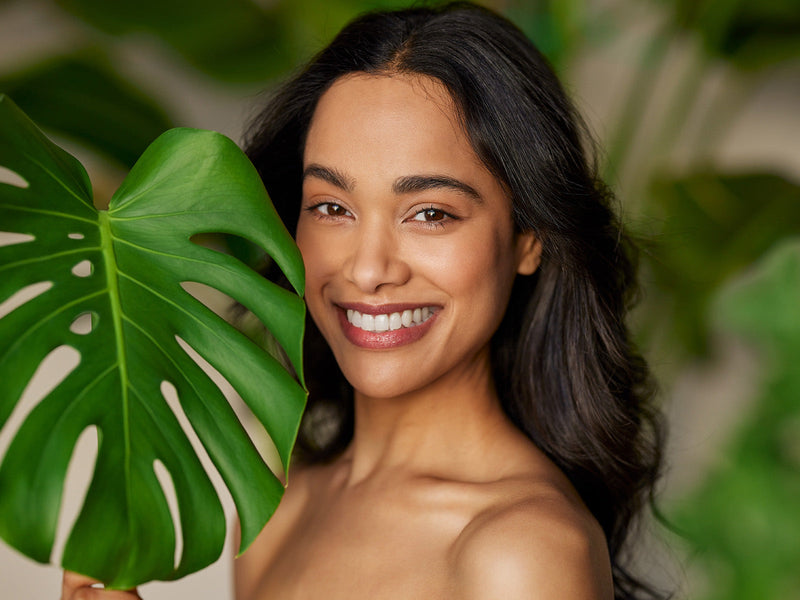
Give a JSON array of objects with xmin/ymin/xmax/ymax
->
[
  {"xmin": 670, "ymin": 239, "xmax": 800, "ymax": 599},
  {"xmin": 1, "ymin": 0, "xmax": 798, "ymax": 598}
]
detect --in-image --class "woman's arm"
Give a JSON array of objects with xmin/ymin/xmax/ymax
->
[{"xmin": 60, "ymin": 571, "xmax": 142, "ymax": 600}]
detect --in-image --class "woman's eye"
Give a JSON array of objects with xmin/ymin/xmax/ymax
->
[
  {"xmin": 412, "ymin": 208, "xmax": 448, "ymax": 223},
  {"xmin": 314, "ymin": 203, "xmax": 351, "ymax": 217}
]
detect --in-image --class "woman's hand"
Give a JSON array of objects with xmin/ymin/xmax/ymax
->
[{"xmin": 61, "ymin": 571, "xmax": 142, "ymax": 600}]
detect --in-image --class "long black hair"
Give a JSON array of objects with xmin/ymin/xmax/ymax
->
[{"xmin": 244, "ymin": 3, "xmax": 665, "ymax": 598}]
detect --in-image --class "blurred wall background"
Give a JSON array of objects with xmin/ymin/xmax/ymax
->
[{"xmin": 1, "ymin": 0, "xmax": 798, "ymax": 598}]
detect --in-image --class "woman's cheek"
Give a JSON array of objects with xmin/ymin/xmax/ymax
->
[
  {"xmin": 417, "ymin": 229, "xmax": 511, "ymax": 294},
  {"xmin": 296, "ymin": 224, "xmax": 332, "ymax": 320},
  {"xmin": 298, "ymin": 222, "xmax": 334, "ymax": 278}
]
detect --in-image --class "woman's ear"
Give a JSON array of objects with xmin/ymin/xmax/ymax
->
[{"xmin": 515, "ymin": 231, "xmax": 542, "ymax": 275}]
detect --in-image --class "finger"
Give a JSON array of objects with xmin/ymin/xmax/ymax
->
[
  {"xmin": 63, "ymin": 570, "xmax": 102, "ymax": 588},
  {"xmin": 73, "ymin": 589, "xmax": 142, "ymax": 600},
  {"xmin": 61, "ymin": 571, "xmax": 141, "ymax": 599},
  {"xmin": 62, "ymin": 571, "xmax": 103, "ymax": 597}
]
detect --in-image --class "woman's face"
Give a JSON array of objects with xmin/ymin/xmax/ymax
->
[{"xmin": 296, "ymin": 73, "xmax": 539, "ymax": 399}]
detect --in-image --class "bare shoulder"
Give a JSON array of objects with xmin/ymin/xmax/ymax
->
[
  {"xmin": 234, "ymin": 464, "xmax": 317, "ymax": 600},
  {"xmin": 450, "ymin": 482, "xmax": 613, "ymax": 600}
]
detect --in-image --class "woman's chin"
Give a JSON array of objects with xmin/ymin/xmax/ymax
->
[
  {"xmin": 344, "ymin": 373, "xmax": 421, "ymax": 401},
  {"xmin": 336, "ymin": 358, "xmax": 439, "ymax": 401}
]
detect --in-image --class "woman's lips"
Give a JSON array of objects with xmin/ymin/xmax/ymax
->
[
  {"xmin": 346, "ymin": 306, "xmax": 435, "ymax": 331},
  {"xmin": 336, "ymin": 304, "xmax": 439, "ymax": 349}
]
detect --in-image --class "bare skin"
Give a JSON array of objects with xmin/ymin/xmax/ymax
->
[
  {"xmin": 62, "ymin": 72, "xmax": 614, "ymax": 599},
  {"xmin": 235, "ymin": 73, "xmax": 613, "ymax": 600},
  {"xmin": 60, "ymin": 572, "xmax": 140, "ymax": 600},
  {"xmin": 235, "ymin": 411, "xmax": 612, "ymax": 600}
]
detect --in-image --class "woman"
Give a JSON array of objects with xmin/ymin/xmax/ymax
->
[{"xmin": 62, "ymin": 3, "xmax": 664, "ymax": 599}]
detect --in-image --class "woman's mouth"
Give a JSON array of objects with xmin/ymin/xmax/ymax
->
[
  {"xmin": 336, "ymin": 304, "xmax": 440, "ymax": 349},
  {"xmin": 345, "ymin": 307, "xmax": 436, "ymax": 332}
]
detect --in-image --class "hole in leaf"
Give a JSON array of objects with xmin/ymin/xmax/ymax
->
[
  {"xmin": 68, "ymin": 233, "xmax": 85, "ymax": 240},
  {"xmin": 69, "ymin": 311, "xmax": 97, "ymax": 335},
  {"xmin": 0, "ymin": 281, "xmax": 53, "ymax": 320},
  {"xmin": 159, "ymin": 380, "xmax": 235, "ymax": 538},
  {"xmin": 153, "ymin": 459, "xmax": 183, "ymax": 570},
  {"xmin": 71, "ymin": 260, "xmax": 93, "ymax": 278},
  {"xmin": 51, "ymin": 426, "xmax": 99, "ymax": 564},
  {"xmin": 25, "ymin": 345, "xmax": 81, "ymax": 407},
  {"xmin": 174, "ymin": 336, "xmax": 283, "ymax": 478},
  {"xmin": 0, "ymin": 165, "xmax": 29, "ymax": 189},
  {"xmin": 0, "ymin": 232, "xmax": 35, "ymax": 248},
  {"xmin": 180, "ymin": 281, "xmax": 238, "ymax": 319},
  {"xmin": 159, "ymin": 380, "xmax": 219, "ymax": 476},
  {"xmin": 0, "ymin": 345, "xmax": 81, "ymax": 466}
]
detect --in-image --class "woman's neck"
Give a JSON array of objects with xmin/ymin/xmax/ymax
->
[{"xmin": 340, "ymin": 348, "xmax": 525, "ymax": 485}]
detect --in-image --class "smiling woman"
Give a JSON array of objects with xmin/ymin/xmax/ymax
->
[
  {"xmin": 60, "ymin": 3, "xmax": 665, "ymax": 600},
  {"xmin": 241, "ymin": 3, "xmax": 664, "ymax": 600}
]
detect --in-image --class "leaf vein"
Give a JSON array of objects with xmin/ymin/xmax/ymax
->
[
  {"xmin": 111, "ymin": 236, "xmax": 240, "ymax": 272},
  {"xmin": 0, "ymin": 203, "xmax": 97, "ymax": 225},
  {"xmin": 117, "ymin": 271, "xmax": 218, "ymax": 340},
  {"xmin": 108, "ymin": 209, "xmax": 241, "ymax": 221},
  {"xmin": 0, "ymin": 247, "xmax": 101, "ymax": 273},
  {"xmin": 24, "ymin": 151, "xmax": 95, "ymax": 212}
]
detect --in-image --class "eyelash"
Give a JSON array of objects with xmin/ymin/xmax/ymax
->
[
  {"xmin": 411, "ymin": 206, "xmax": 457, "ymax": 228},
  {"xmin": 306, "ymin": 202, "xmax": 351, "ymax": 219},
  {"xmin": 305, "ymin": 202, "xmax": 458, "ymax": 228}
]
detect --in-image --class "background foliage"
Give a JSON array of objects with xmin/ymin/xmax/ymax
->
[{"xmin": 1, "ymin": 0, "xmax": 798, "ymax": 597}]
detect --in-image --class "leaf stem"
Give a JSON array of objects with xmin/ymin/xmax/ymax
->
[{"xmin": 98, "ymin": 211, "xmax": 133, "ymax": 528}]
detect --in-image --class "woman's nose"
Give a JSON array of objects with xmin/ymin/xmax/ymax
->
[{"xmin": 344, "ymin": 226, "xmax": 410, "ymax": 293}]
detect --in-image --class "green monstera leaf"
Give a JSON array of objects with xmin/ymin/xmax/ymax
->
[{"xmin": 0, "ymin": 95, "xmax": 306, "ymax": 589}]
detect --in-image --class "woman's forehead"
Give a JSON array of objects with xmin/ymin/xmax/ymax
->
[{"xmin": 304, "ymin": 73, "xmax": 481, "ymax": 175}]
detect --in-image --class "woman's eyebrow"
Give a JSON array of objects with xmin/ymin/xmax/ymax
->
[
  {"xmin": 393, "ymin": 174, "xmax": 482, "ymax": 202},
  {"xmin": 302, "ymin": 164, "xmax": 354, "ymax": 191},
  {"xmin": 303, "ymin": 166, "xmax": 482, "ymax": 202}
]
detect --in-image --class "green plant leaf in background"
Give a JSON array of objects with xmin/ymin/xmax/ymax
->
[
  {"xmin": 670, "ymin": 239, "xmax": 800, "ymax": 600},
  {"xmin": 642, "ymin": 171, "xmax": 800, "ymax": 356},
  {"xmin": 503, "ymin": 0, "xmax": 605, "ymax": 71},
  {"xmin": 52, "ymin": 0, "xmax": 296, "ymax": 84},
  {"xmin": 0, "ymin": 53, "xmax": 174, "ymax": 169},
  {"xmin": 662, "ymin": 0, "xmax": 800, "ymax": 69},
  {"xmin": 0, "ymin": 95, "xmax": 306, "ymax": 588}
]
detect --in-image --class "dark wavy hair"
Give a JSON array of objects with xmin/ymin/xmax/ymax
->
[{"xmin": 243, "ymin": 3, "xmax": 665, "ymax": 598}]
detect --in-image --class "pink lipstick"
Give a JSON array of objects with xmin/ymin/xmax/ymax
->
[{"xmin": 336, "ymin": 303, "xmax": 440, "ymax": 349}]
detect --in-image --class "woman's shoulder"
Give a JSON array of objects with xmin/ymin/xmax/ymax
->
[
  {"xmin": 449, "ymin": 471, "xmax": 614, "ymax": 600},
  {"xmin": 234, "ymin": 462, "xmax": 322, "ymax": 598}
]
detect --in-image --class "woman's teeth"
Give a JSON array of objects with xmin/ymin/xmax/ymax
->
[{"xmin": 346, "ymin": 307, "xmax": 434, "ymax": 332}]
